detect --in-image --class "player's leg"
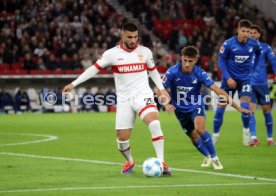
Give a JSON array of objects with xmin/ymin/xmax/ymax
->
[
  {"xmin": 213, "ymin": 103, "xmax": 226, "ymax": 144},
  {"xmin": 213, "ymin": 79, "xmax": 232, "ymax": 143},
  {"xmin": 135, "ymin": 90, "xmax": 171, "ymax": 175},
  {"xmin": 175, "ymin": 111, "xmax": 211, "ymax": 157},
  {"xmin": 116, "ymin": 102, "xmax": 136, "ymax": 174},
  {"xmin": 262, "ymin": 104, "xmax": 275, "ymax": 145},
  {"xmin": 249, "ymin": 86, "xmax": 260, "ymax": 146},
  {"xmin": 257, "ymin": 85, "xmax": 276, "ymax": 146},
  {"xmin": 249, "ymin": 102, "xmax": 260, "ymax": 146},
  {"xmin": 142, "ymin": 110, "xmax": 164, "ymax": 162},
  {"xmin": 240, "ymin": 96, "xmax": 251, "ymax": 146},
  {"xmin": 238, "ymin": 80, "xmax": 252, "ymax": 146},
  {"xmin": 142, "ymin": 110, "xmax": 171, "ymax": 175},
  {"xmin": 175, "ymin": 110, "xmax": 211, "ymax": 166},
  {"xmin": 194, "ymin": 115, "xmax": 223, "ymax": 170}
]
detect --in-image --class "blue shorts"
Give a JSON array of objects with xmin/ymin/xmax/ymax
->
[
  {"xmin": 174, "ymin": 104, "xmax": 206, "ymax": 135},
  {"xmin": 251, "ymin": 85, "xmax": 271, "ymax": 105},
  {"xmin": 221, "ymin": 79, "xmax": 252, "ymax": 98}
]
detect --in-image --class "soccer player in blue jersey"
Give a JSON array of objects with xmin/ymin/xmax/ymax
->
[
  {"xmin": 162, "ymin": 46, "xmax": 251, "ymax": 170},
  {"xmin": 249, "ymin": 24, "xmax": 276, "ymax": 146},
  {"xmin": 212, "ymin": 19, "xmax": 262, "ymax": 146}
]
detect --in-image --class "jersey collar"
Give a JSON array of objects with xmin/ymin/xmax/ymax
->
[{"xmin": 120, "ymin": 43, "xmax": 138, "ymax": 52}]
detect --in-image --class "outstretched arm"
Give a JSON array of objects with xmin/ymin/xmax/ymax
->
[
  {"xmin": 63, "ymin": 66, "xmax": 100, "ymax": 92},
  {"xmin": 209, "ymin": 84, "xmax": 251, "ymax": 114}
]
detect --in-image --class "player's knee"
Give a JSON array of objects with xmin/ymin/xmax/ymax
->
[
  {"xmin": 262, "ymin": 105, "xmax": 271, "ymax": 113},
  {"xmin": 148, "ymin": 120, "xmax": 163, "ymax": 137},
  {"xmin": 194, "ymin": 126, "xmax": 205, "ymax": 134}
]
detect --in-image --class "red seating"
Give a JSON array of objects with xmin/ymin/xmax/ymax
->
[
  {"xmin": 15, "ymin": 69, "xmax": 28, "ymax": 75},
  {"xmin": 65, "ymin": 69, "xmax": 74, "ymax": 74},
  {"xmin": 0, "ymin": 63, "xmax": 10, "ymax": 70},
  {"xmin": 30, "ymin": 70, "xmax": 43, "ymax": 74},
  {"xmin": 11, "ymin": 63, "xmax": 22, "ymax": 70},
  {"xmin": 75, "ymin": 69, "xmax": 84, "ymax": 74},
  {"xmin": 42, "ymin": 69, "xmax": 53, "ymax": 74},
  {"xmin": 200, "ymin": 56, "xmax": 211, "ymax": 71},
  {"xmin": 0, "ymin": 69, "xmax": 27, "ymax": 75},
  {"xmin": 53, "ymin": 69, "xmax": 63, "ymax": 75}
]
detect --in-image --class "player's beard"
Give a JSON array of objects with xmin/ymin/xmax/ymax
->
[{"xmin": 124, "ymin": 41, "xmax": 136, "ymax": 50}]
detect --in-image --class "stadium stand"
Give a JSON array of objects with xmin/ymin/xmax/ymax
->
[{"xmin": 0, "ymin": 0, "xmax": 276, "ymax": 113}]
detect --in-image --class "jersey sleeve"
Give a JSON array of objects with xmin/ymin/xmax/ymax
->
[
  {"xmin": 218, "ymin": 41, "xmax": 231, "ymax": 79},
  {"xmin": 199, "ymin": 69, "xmax": 214, "ymax": 87},
  {"xmin": 95, "ymin": 50, "xmax": 113, "ymax": 70},
  {"xmin": 266, "ymin": 45, "xmax": 276, "ymax": 74},
  {"xmin": 162, "ymin": 68, "xmax": 174, "ymax": 89},
  {"xmin": 145, "ymin": 48, "xmax": 156, "ymax": 71}
]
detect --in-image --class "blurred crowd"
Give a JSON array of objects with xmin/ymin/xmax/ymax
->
[
  {"xmin": 0, "ymin": 0, "xmax": 124, "ymax": 73},
  {"xmin": 0, "ymin": 0, "xmax": 276, "ymax": 79},
  {"xmin": 120, "ymin": 0, "xmax": 276, "ymax": 77}
]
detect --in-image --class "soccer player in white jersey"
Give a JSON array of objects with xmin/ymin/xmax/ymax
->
[{"xmin": 63, "ymin": 23, "xmax": 171, "ymax": 175}]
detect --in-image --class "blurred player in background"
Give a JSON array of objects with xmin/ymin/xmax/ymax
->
[
  {"xmin": 249, "ymin": 24, "xmax": 276, "ymax": 146},
  {"xmin": 161, "ymin": 46, "xmax": 251, "ymax": 170},
  {"xmin": 212, "ymin": 19, "xmax": 262, "ymax": 146},
  {"xmin": 63, "ymin": 22, "xmax": 171, "ymax": 175}
]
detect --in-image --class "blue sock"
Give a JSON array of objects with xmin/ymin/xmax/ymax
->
[
  {"xmin": 249, "ymin": 112, "xmax": 256, "ymax": 137},
  {"xmin": 241, "ymin": 102, "xmax": 250, "ymax": 129},
  {"xmin": 213, "ymin": 107, "xmax": 225, "ymax": 134},
  {"xmin": 201, "ymin": 131, "xmax": 216, "ymax": 158},
  {"xmin": 264, "ymin": 112, "xmax": 273, "ymax": 138},
  {"xmin": 192, "ymin": 137, "xmax": 210, "ymax": 157}
]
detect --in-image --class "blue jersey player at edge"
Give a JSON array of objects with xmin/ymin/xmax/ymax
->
[
  {"xmin": 212, "ymin": 19, "xmax": 262, "ymax": 146},
  {"xmin": 249, "ymin": 24, "xmax": 276, "ymax": 146},
  {"xmin": 161, "ymin": 46, "xmax": 250, "ymax": 170}
]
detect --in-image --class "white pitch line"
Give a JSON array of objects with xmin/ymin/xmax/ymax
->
[
  {"xmin": 1, "ymin": 152, "xmax": 276, "ymax": 183},
  {"xmin": 0, "ymin": 182, "xmax": 275, "ymax": 193},
  {"xmin": 0, "ymin": 133, "xmax": 58, "ymax": 147}
]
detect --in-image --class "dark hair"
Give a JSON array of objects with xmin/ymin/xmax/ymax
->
[
  {"xmin": 251, "ymin": 24, "xmax": 262, "ymax": 34},
  {"xmin": 122, "ymin": 22, "xmax": 138, "ymax": 32},
  {"xmin": 181, "ymin": 46, "xmax": 199, "ymax": 58},
  {"xmin": 238, "ymin": 19, "xmax": 252, "ymax": 28}
]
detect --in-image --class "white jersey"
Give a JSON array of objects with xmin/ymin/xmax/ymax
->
[{"xmin": 95, "ymin": 44, "xmax": 156, "ymax": 98}]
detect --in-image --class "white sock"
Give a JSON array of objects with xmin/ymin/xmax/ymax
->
[
  {"xmin": 117, "ymin": 139, "xmax": 133, "ymax": 163},
  {"xmin": 243, "ymin": 128, "xmax": 249, "ymax": 132},
  {"xmin": 148, "ymin": 120, "xmax": 164, "ymax": 162},
  {"xmin": 212, "ymin": 156, "xmax": 219, "ymax": 161}
]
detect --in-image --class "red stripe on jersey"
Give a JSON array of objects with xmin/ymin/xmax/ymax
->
[
  {"xmin": 94, "ymin": 63, "xmax": 104, "ymax": 71},
  {"xmin": 138, "ymin": 104, "xmax": 157, "ymax": 117},
  {"xmin": 152, "ymin": 136, "xmax": 164, "ymax": 142},
  {"xmin": 147, "ymin": 66, "xmax": 156, "ymax": 71},
  {"xmin": 112, "ymin": 63, "xmax": 147, "ymax": 74}
]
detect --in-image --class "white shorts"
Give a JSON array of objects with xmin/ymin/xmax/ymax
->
[{"xmin": 116, "ymin": 91, "xmax": 158, "ymax": 130}]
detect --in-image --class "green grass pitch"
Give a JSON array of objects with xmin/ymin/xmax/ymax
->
[{"xmin": 0, "ymin": 110, "xmax": 276, "ymax": 195}]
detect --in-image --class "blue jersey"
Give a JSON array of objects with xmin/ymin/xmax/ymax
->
[
  {"xmin": 218, "ymin": 36, "xmax": 262, "ymax": 80},
  {"xmin": 163, "ymin": 63, "xmax": 214, "ymax": 112},
  {"xmin": 251, "ymin": 42, "xmax": 276, "ymax": 85}
]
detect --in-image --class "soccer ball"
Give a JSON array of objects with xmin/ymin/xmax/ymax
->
[{"xmin": 142, "ymin": 157, "xmax": 163, "ymax": 177}]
